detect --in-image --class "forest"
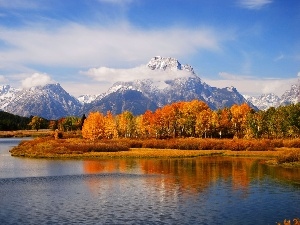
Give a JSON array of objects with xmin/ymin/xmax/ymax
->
[
  {"xmin": 0, "ymin": 111, "xmax": 32, "ymax": 130},
  {"xmin": 2, "ymin": 99, "xmax": 300, "ymax": 140}
]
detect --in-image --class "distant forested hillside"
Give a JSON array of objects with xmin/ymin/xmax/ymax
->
[{"xmin": 0, "ymin": 111, "xmax": 31, "ymax": 130}]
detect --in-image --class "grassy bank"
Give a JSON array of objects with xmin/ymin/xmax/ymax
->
[
  {"xmin": 0, "ymin": 129, "xmax": 53, "ymax": 138},
  {"xmin": 9, "ymin": 137, "xmax": 300, "ymax": 166}
]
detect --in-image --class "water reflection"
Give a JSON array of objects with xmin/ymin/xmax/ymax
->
[
  {"xmin": 1, "ymin": 139, "xmax": 300, "ymax": 224},
  {"xmin": 83, "ymin": 157, "xmax": 300, "ymax": 193}
]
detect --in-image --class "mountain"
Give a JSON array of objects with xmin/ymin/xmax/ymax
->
[
  {"xmin": 83, "ymin": 56, "xmax": 255, "ymax": 115},
  {"xmin": 244, "ymin": 93, "xmax": 281, "ymax": 111},
  {"xmin": 77, "ymin": 94, "xmax": 99, "ymax": 104},
  {"xmin": 0, "ymin": 85, "xmax": 20, "ymax": 110},
  {"xmin": 245, "ymin": 82, "xmax": 300, "ymax": 110},
  {"xmin": 2, "ymin": 57, "xmax": 279, "ymax": 119},
  {"xmin": 280, "ymin": 84, "xmax": 300, "ymax": 105},
  {"xmin": 84, "ymin": 89, "xmax": 158, "ymax": 115},
  {"xmin": 2, "ymin": 83, "xmax": 82, "ymax": 120}
]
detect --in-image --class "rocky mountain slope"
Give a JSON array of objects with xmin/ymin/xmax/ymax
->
[
  {"xmin": 2, "ymin": 56, "xmax": 298, "ymax": 119},
  {"xmin": 1, "ymin": 83, "xmax": 82, "ymax": 119},
  {"xmin": 0, "ymin": 85, "xmax": 20, "ymax": 109},
  {"xmin": 83, "ymin": 56, "xmax": 254, "ymax": 115},
  {"xmin": 245, "ymin": 82, "xmax": 300, "ymax": 110}
]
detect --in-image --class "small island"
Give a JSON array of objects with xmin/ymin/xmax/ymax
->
[
  {"xmin": 6, "ymin": 100, "xmax": 300, "ymax": 168},
  {"xmin": 9, "ymin": 132, "xmax": 300, "ymax": 168}
]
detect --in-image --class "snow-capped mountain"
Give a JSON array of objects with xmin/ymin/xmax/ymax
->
[
  {"xmin": 0, "ymin": 85, "xmax": 20, "ymax": 109},
  {"xmin": 280, "ymin": 84, "xmax": 300, "ymax": 105},
  {"xmin": 3, "ymin": 56, "xmax": 298, "ymax": 119},
  {"xmin": 245, "ymin": 82, "xmax": 299, "ymax": 110},
  {"xmin": 83, "ymin": 56, "xmax": 255, "ymax": 115},
  {"xmin": 147, "ymin": 56, "xmax": 194, "ymax": 73},
  {"xmin": 2, "ymin": 83, "xmax": 82, "ymax": 119},
  {"xmin": 77, "ymin": 94, "xmax": 100, "ymax": 104},
  {"xmin": 244, "ymin": 93, "xmax": 281, "ymax": 111}
]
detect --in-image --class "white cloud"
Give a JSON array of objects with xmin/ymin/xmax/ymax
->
[
  {"xmin": 0, "ymin": 75, "xmax": 8, "ymax": 83},
  {"xmin": 204, "ymin": 72, "xmax": 297, "ymax": 97},
  {"xmin": 0, "ymin": 23, "xmax": 227, "ymax": 71},
  {"xmin": 21, "ymin": 73, "xmax": 54, "ymax": 89},
  {"xmin": 238, "ymin": 0, "xmax": 272, "ymax": 9},
  {"xmin": 82, "ymin": 64, "xmax": 192, "ymax": 83},
  {"xmin": 219, "ymin": 72, "xmax": 253, "ymax": 80},
  {"xmin": 298, "ymin": 72, "xmax": 300, "ymax": 77}
]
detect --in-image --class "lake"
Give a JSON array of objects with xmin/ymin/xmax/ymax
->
[{"xmin": 0, "ymin": 138, "xmax": 299, "ymax": 224}]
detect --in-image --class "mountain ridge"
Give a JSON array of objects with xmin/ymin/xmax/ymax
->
[
  {"xmin": 0, "ymin": 83, "xmax": 82, "ymax": 119},
  {"xmin": 0, "ymin": 56, "xmax": 298, "ymax": 119},
  {"xmin": 245, "ymin": 82, "xmax": 300, "ymax": 110},
  {"xmin": 82, "ymin": 56, "xmax": 256, "ymax": 114}
]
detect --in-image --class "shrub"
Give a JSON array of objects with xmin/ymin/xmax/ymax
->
[
  {"xmin": 127, "ymin": 139, "xmax": 143, "ymax": 148},
  {"xmin": 283, "ymin": 139, "xmax": 300, "ymax": 148},
  {"xmin": 277, "ymin": 149, "xmax": 300, "ymax": 164}
]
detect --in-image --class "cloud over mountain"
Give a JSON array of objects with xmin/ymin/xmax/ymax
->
[
  {"xmin": 21, "ymin": 73, "xmax": 54, "ymax": 89},
  {"xmin": 0, "ymin": 24, "xmax": 225, "ymax": 72}
]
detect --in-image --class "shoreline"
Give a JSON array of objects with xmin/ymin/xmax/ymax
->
[
  {"xmin": 11, "ymin": 149, "xmax": 300, "ymax": 167},
  {"xmin": 10, "ymin": 148, "xmax": 282, "ymax": 159},
  {"xmin": 8, "ymin": 136, "xmax": 300, "ymax": 167}
]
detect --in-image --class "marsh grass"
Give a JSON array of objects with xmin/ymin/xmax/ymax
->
[
  {"xmin": 10, "ymin": 137, "xmax": 130, "ymax": 157},
  {"xmin": 0, "ymin": 129, "xmax": 53, "ymax": 138},
  {"xmin": 277, "ymin": 149, "xmax": 300, "ymax": 164},
  {"xmin": 124, "ymin": 138, "xmax": 281, "ymax": 151},
  {"xmin": 10, "ymin": 137, "xmax": 300, "ymax": 161}
]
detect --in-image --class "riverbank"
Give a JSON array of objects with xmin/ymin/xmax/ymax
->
[
  {"xmin": 0, "ymin": 130, "xmax": 53, "ymax": 138},
  {"xmin": 9, "ymin": 137, "xmax": 300, "ymax": 167}
]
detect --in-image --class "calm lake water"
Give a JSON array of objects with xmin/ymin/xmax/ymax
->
[{"xmin": 0, "ymin": 138, "xmax": 299, "ymax": 225}]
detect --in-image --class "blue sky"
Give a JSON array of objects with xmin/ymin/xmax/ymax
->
[{"xmin": 0, "ymin": 0, "xmax": 299, "ymax": 97}]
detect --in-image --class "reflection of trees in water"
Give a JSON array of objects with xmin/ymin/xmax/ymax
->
[
  {"xmin": 258, "ymin": 163, "xmax": 300, "ymax": 186},
  {"xmin": 82, "ymin": 158, "xmax": 300, "ymax": 196},
  {"xmin": 140, "ymin": 157, "xmax": 260, "ymax": 194}
]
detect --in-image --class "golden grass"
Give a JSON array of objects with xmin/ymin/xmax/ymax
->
[
  {"xmin": 10, "ymin": 136, "xmax": 296, "ymax": 160},
  {"xmin": 0, "ymin": 129, "xmax": 53, "ymax": 138}
]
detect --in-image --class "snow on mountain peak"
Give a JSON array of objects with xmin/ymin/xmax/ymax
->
[
  {"xmin": 77, "ymin": 94, "xmax": 100, "ymax": 104},
  {"xmin": 147, "ymin": 56, "xmax": 194, "ymax": 73}
]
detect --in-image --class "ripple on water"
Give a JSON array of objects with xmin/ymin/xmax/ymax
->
[{"xmin": 0, "ymin": 158, "xmax": 300, "ymax": 224}]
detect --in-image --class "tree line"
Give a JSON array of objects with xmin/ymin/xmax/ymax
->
[
  {"xmin": 4, "ymin": 99, "xmax": 299, "ymax": 140},
  {"xmin": 81, "ymin": 100, "xmax": 300, "ymax": 140},
  {"xmin": 0, "ymin": 111, "xmax": 32, "ymax": 130}
]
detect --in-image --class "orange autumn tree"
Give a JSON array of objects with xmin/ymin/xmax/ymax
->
[
  {"xmin": 216, "ymin": 108, "xmax": 233, "ymax": 138},
  {"xmin": 82, "ymin": 112, "xmax": 106, "ymax": 141},
  {"xmin": 140, "ymin": 110, "xmax": 156, "ymax": 138},
  {"xmin": 230, "ymin": 103, "xmax": 251, "ymax": 138},
  {"xmin": 104, "ymin": 111, "xmax": 118, "ymax": 139},
  {"xmin": 196, "ymin": 108, "xmax": 212, "ymax": 138}
]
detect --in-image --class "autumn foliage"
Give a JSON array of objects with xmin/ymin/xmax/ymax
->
[{"xmin": 82, "ymin": 100, "xmax": 300, "ymax": 140}]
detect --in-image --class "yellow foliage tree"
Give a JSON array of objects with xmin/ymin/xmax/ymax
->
[
  {"xmin": 116, "ymin": 111, "xmax": 136, "ymax": 138},
  {"xmin": 230, "ymin": 103, "xmax": 251, "ymax": 138},
  {"xmin": 28, "ymin": 116, "xmax": 43, "ymax": 131},
  {"xmin": 82, "ymin": 112, "xmax": 105, "ymax": 141},
  {"xmin": 104, "ymin": 111, "xmax": 117, "ymax": 139}
]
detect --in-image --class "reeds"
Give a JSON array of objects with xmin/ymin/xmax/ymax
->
[
  {"xmin": 277, "ymin": 149, "xmax": 300, "ymax": 164},
  {"xmin": 10, "ymin": 137, "xmax": 130, "ymax": 157},
  {"xmin": 9, "ymin": 137, "xmax": 300, "ymax": 163},
  {"xmin": 123, "ymin": 138, "xmax": 281, "ymax": 151}
]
